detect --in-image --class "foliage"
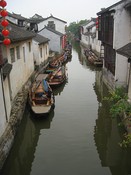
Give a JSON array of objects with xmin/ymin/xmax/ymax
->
[
  {"xmin": 66, "ymin": 19, "xmax": 88, "ymax": 39},
  {"xmin": 110, "ymin": 99, "xmax": 131, "ymax": 117},
  {"xmin": 104, "ymin": 87, "xmax": 127, "ymax": 104},
  {"xmin": 119, "ymin": 134, "xmax": 131, "ymax": 148},
  {"xmin": 104, "ymin": 87, "xmax": 131, "ymax": 148}
]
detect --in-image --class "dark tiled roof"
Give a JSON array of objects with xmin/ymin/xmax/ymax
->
[
  {"xmin": 86, "ymin": 23, "xmax": 96, "ymax": 29},
  {"xmin": 97, "ymin": 0, "xmax": 123, "ymax": 15},
  {"xmin": 117, "ymin": 43, "xmax": 131, "ymax": 58},
  {"xmin": 33, "ymin": 34, "xmax": 49, "ymax": 44},
  {"xmin": 80, "ymin": 18, "xmax": 96, "ymax": 27},
  {"xmin": 9, "ymin": 23, "xmax": 36, "ymax": 42},
  {"xmin": 0, "ymin": 19, "xmax": 36, "ymax": 42},
  {"xmin": 45, "ymin": 15, "xmax": 67, "ymax": 24},
  {"xmin": 8, "ymin": 12, "xmax": 27, "ymax": 20},
  {"xmin": 32, "ymin": 14, "xmax": 44, "ymax": 19},
  {"xmin": 27, "ymin": 14, "xmax": 67, "ymax": 24},
  {"xmin": 39, "ymin": 26, "xmax": 63, "ymax": 36},
  {"xmin": 27, "ymin": 18, "xmax": 45, "ymax": 24}
]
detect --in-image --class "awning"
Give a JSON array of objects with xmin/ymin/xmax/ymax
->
[
  {"xmin": 117, "ymin": 43, "xmax": 131, "ymax": 58},
  {"xmin": 124, "ymin": 2, "xmax": 131, "ymax": 9}
]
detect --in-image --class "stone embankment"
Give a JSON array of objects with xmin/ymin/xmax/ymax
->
[{"xmin": 0, "ymin": 81, "xmax": 30, "ymax": 171}]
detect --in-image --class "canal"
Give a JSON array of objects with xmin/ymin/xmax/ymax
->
[{"xmin": 1, "ymin": 42, "xmax": 131, "ymax": 175}]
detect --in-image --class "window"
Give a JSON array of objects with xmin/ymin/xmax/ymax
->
[
  {"xmin": 46, "ymin": 45, "xmax": 48, "ymax": 55},
  {"xmin": 10, "ymin": 48, "xmax": 15, "ymax": 63},
  {"xmin": 40, "ymin": 48, "xmax": 42, "ymax": 58},
  {"xmin": 18, "ymin": 20, "xmax": 24, "ymax": 27},
  {"xmin": 28, "ymin": 42, "xmax": 31, "ymax": 52},
  {"xmin": 23, "ymin": 47, "xmax": 25, "ymax": 62},
  {"xmin": 47, "ymin": 21, "xmax": 55, "ymax": 30},
  {"xmin": 16, "ymin": 46, "xmax": 20, "ymax": 59}
]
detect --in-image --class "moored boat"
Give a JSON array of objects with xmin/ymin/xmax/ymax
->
[
  {"xmin": 47, "ymin": 66, "xmax": 67, "ymax": 87},
  {"xmin": 28, "ymin": 74, "xmax": 55, "ymax": 116}
]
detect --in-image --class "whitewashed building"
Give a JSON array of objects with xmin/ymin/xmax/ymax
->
[
  {"xmin": 38, "ymin": 26, "xmax": 63, "ymax": 53},
  {"xmin": 80, "ymin": 18, "xmax": 101, "ymax": 55},
  {"xmin": 97, "ymin": 0, "xmax": 131, "ymax": 99},
  {"xmin": 37, "ymin": 15, "xmax": 67, "ymax": 34},
  {"xmin": 33, "ymin": 34, "xmax": 50, "ymax": 69},
  {"xmin": 0, "ymin": 21, "xmax": 35, "ymax": 135}
]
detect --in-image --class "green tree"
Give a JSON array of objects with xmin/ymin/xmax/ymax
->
[{"xmin": 66, "ymin": 19, "xmax": 88, "ymax": 40}]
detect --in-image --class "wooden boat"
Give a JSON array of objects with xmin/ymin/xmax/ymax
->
[
  {"xmin": 47, "ymin": 66, "xmax": 67, "ymax": 87},
  {"xmin": 49, "ymin": 60, "xmax": 60, "ymax": 68},
  {"xmin": 28, "ymin": 74, "xmax": 55, "ymax": 116},
  {"xmin": 84, "ymin": 48, "xmax": 103, "ymax": 67},
  {"xmin": 88, "ymin": 55, "xmax": 103, "ymax": 67},
  {"xmin": 48, "ymin": 54, "xmax": 67, "ymax": 68}
]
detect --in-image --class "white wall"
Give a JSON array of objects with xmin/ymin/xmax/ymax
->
[
  {"xmin": 113, "ymin": 1, "xmax": 131, "ymax": 50},
  {"xmin": 38, "ymin": 17, "xmax": 66, "ymax": 34},
  {"xmin": 7, "ymin": 40, "xmax": 34, "ymax": 99},
  {"xmin": 38, "ymin": 29, "xmax": 62, "ymax": 53},
  {"xmin": 81, "ymin": 20, "xmax": 101, "ymax": 55},
  {"xmin": 115, "ymin": 53, "xmax": 129, "ymax": 87},
  {"xmin": 32, "ymin": 40, "xmax": 39, "ymax": 65},
  {"xmin": 40, "ymin": 43, "xmax": 49, "ymax": 63},
  {"xmin": 111, "ymin": 0, "xmax": 131, "ymax": 88}
]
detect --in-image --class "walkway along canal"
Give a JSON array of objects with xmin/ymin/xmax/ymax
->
[{"xmin": 1, "ymin": 42, "xmax": 131, "ymax": 175}]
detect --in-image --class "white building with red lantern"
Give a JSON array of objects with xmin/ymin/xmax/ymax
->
[
  {"xmin": 37, "ymin": 14, "xmax": 67, "ymax": 35},
  {"xmin": 31, "ymin": 14, "xmax": 67, "ymax": 53},
  {"xmin": 97, "ymin": 0, "xmax": 131, "ymax": 100},
  {"xmin": 80, "ymin": 18, "xmax": 101, "ymax": 55}
]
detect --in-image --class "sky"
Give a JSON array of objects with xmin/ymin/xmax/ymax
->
[{"xmin": 7, "ymin": 0, "xmax": 120, "ymax": 25}]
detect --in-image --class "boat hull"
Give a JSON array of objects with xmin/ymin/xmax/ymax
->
[{"xmin": 31, "ymin": 103, "xmax": 55, "ymax": 116}]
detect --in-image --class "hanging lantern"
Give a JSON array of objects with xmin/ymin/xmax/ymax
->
[
  {"xmin": 2, "ymin": 29, "xmax": 9, "ymax": 36},
  {"xmin": 1, "ymin": 9, "xmax": 8, "ymax": 17},
  {"xmin": 1, "ymin": 19, "xmax": 9, "ymax": 27},
  {"xmin": 0, "ymin": 0, "xmax": 7, "ymax": 8},
  {"xmin": 1, "ymin": 0, "xmax": 11, "ymax": 45},
  {"xmin": 3, "ymin": 38, "xmax": 11, "ymax": 45},
  {"xmin": 96, "ymin": 17, "xmax": 99, "ymax": 29}
]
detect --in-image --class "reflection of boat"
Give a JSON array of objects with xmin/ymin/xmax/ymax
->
[
  {"xmin": 28, "ymin": 74, "xmax": 55, "ymax": 116},
  {"xmin": 1, "ymin": 108, "xmax": 55, "ymax": 175},
  {"xmin": 47, "ymin": 66, "xmax": 67, "ymax": 87},
  {"xmin": 53, "ymin": 79, "xmax": 68, "ymax": 96}
]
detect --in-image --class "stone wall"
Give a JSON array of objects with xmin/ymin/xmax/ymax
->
[{"xmin": 0, "ymin": 84, "xmax": 29, "ymax": 171}]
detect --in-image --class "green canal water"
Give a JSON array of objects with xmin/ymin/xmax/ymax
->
[{"xmin": 1, "ymin": 42, "xmax": 131, "ymax": 175}]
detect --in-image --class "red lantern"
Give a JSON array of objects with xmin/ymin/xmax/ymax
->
[
  {"xmin": 1, "ymin": 19, "xmax": 9, "ymax": 27},
  {"xmin": 1, "ymin": 9, "xmax": 8, "ymax": 17},
  {"xmin": 2, "ymin": 29, "xmax": 9, "ymax": 36},
  {"xmin": 3, "ymin": 38, "xmax": 11, "ymax": 45},
  {"xmin": 0, "ymin": 0, "xmax": 7, "ymax": 8}
]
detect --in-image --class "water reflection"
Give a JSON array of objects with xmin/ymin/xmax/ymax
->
[
  {"xmin": 1, "ymin": 109, "xmax": 54, "ymax": 175},
  {"xmin": 53, "ymin": 78, "xmax": 68, "ymax": 96},
  {"xmin": 2, "ymin": 42, "xmax": 131, "ymax": 175},
  {"xmin": 93, "ymin": 69, "xmax": 131, "ymax": 175},
  {"xmin": 73, "ymin": 41, "xmax": 101, "ymax": 72}
]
